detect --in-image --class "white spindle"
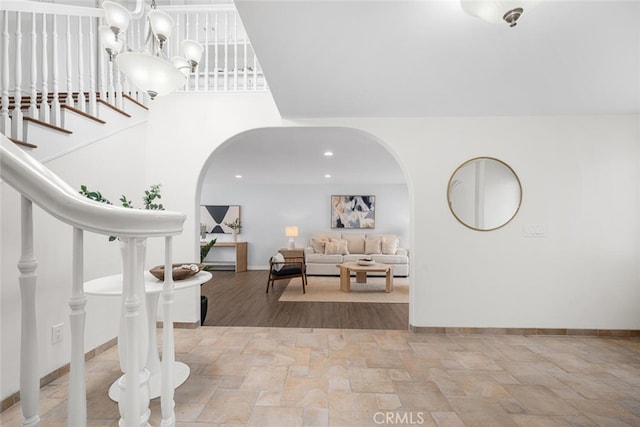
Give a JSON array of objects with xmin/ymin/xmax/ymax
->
[
  {"xmin": 88, "ymin": 18, "xmax": 96, "ymax": 116},
  {"xmin": 76, "ymin": 16, "xmax": 85, "ymax": 112},
  {"xmin": 11, "ymin": 11, "xmax": 24, "ymax": 140},
  {"xmin": 233, "ymin": 13, "xmax": 237, "ymax": 91},
  {"xmin": 39, "ymin": 13, "xmax": 50, "ymax": 123},
  {"xmin": 98, "ymin": 32, "xmax": 106, "ymax": 102},
  {"xmin": 243, "ymin": 21, "xmax": 247, "ymax": 91},
  {"xmin": 29, "ymin": 13, "xmax": 38, "ymax": 118},
  {"xmin": 68, "ymin": 228, "xmax": 87, "ymax": 426},
  {"xmin": 253, "ymin": 53, "xmax": 258, "ymax": 91},
  {"xmin": 204, "ymin": 13, "xmax": 209, "ymax": 91},
  {"xmin": 224, "ymin": 12, "xmax": 228, "ymax": 91},
  {"xmin": 118, "ymin": 238, "xmax": 151, "ymax": 427},
  {"xmin": 1, "ymin": 11, "xmax": 11, "ymax": 135},
  {"xmin": 194, "ymin": 13, "xmax": 200, "ymax": 91},
  {"xmin": 214, "ymin": 12, "xmax": 218, "ymax": 91},
  {"xmin": 107, "ymin": 57, "xmax": 115, "ymax": 105},
  {"xmin": 160, "ymin": 236, "xmax": 176, "ymax": 427},
  {"xmin": 50, "ymin": 14, "xmax": 61, "ymax": 126},
  {"xmin": 19, "ymin": 196, "xmax": 40, "ymax": 427},
  {"xmin": 115, "ymin": 67, "xmax": 123, "ymax": 109},
  {"xmin": 65, "ymin": 15, "xmax": 73, "ymax": 107}
]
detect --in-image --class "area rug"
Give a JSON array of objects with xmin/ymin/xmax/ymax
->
[{"xmin": 278, "ymin": 276, "xmax": 409, "ymax": 303}]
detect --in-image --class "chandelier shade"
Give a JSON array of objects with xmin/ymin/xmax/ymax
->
[
  {"xmin": 99, "ymin": 25, "xmax": 124, "ymax": 60},
  {"xmin": 115, "ymin": 52, "xmax": 186, "ymax": 99},
  {"xmin": 102, "ymin": 0, "xmax": 131, "ymax": 37},
  {"xmin": 148, "ymin": 9, "xmax": 174, "ymax": 46},
  {"xmin": 461, "ymin": 0, "xmax": 539, "ymax": 27},
  {"xmin": 182, "ymin": 40, "xmax": 204, "ymax": 71}
]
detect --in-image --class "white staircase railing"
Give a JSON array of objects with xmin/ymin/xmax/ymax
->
[
  {"xmin": 0, "ymin": 133, "xmax": 186, "ymax": 427},
  {"xmin": 1, "ymin": 0, "xmax": 267, "ymax": 144}
]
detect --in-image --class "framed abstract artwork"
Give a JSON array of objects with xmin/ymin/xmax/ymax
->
[
  {"xmin": 331, "ymin": 195, "xmax": 375, "ymax": 229},
  {"xmin": 200, "ymin": 205, "xmax": 241, "ymax": 234}
]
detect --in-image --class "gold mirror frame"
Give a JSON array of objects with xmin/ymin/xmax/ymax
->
[{"xmin": 447, "ymin": 157, "xmax": 522, "ymax": 231}]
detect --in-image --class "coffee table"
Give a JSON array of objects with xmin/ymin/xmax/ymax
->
[{"xmin": 336, "ymin": 262, "xmax": 393, "ymax": 292}]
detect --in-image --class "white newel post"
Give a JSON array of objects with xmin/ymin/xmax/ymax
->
[
  {"xmin": 161, "ymin": 236, "xmax": 176, "ymax": 427},
  {"xmin": 68, "ymin": 227, "xmax": 87, "ymax": 426},
  {"xmin": 118, "ymin": 237, "xmax": 151, "ymax": 427},
  {"xmin": 18, "ymin": 196, "xmax": 40, "ymax": 427}
]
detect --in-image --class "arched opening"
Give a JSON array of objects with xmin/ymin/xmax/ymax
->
[{"xmin": 194, "ymin": 126, "xmax": 412, "ymax": 329}]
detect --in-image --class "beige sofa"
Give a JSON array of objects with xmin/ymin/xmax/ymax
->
[{"xmin": 304, "ymin": 232, "xmax": 409, "ymax": 276}]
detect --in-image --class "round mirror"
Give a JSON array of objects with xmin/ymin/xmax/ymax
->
[{"xmin": 447, "ymin": 157, "xmax": 522, "ymax": 231}]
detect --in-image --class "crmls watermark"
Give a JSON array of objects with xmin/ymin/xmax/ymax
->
[{"xmin": 373, "ymin": 411, "xmax": 426, "ymax": 425}]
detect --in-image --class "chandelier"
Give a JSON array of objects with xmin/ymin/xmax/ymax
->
[
  {"xmin": 100, "ymin": 0, "xmax": 204, "ymax": 99},
  {"xmin": 461, "ymin": 0, "xmax": 539, "ymax": 27}
]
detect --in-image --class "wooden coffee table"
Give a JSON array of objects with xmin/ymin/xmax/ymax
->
[{"xmin": 336, "ymin": 262, "xmax": 393, "ymax": 293}]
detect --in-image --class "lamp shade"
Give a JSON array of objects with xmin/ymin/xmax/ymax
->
[
  {"xmin": 102, "ymin": 1, "xmax": 131, "ymax": 34},
  {"xmin": 285, "ymin": 226, "xmax": 299, "ymax": 237},
  {"xmin": 148, "ymin": 9, "xmax": 174, "ymax": 43},
  {"xmin": 182, "ymin": 40, "xmax": 204, "ymax": 64},
  {"xmin": 115, "ymin": 52, "xmax": 186, "ymax": 99},
  {"xmin": 461, "ymin": 0, "xmax": 539, "ymax": 26}
]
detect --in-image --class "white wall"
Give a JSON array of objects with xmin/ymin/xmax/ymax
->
[
  {"xmin": 145, "ymin": 92, "xmax": 640, "ymax": 331},
  {"xmin": 200, "ymin": 183, "xmax": 409, "ymax": 268}
]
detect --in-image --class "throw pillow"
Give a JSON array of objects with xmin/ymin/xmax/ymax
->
[
  {"xmin": 365, "ymin": 237, "xmax": 382, "ymax": 254},
  {"xmin": 324, "ymin": 241, "xmax": 342, "ymax": 255},
  {"xmin": 330, "ymin": 238, "xmax": 350, "ymax": 255},
  {"xmin": 342, "ymin": 234, "xmax": 365, "ymax": 254},
  {"xmin": 310, "ymin": 238, "xmax": 328, "ymax": 254},
  {"xmin": 272, "ymin": 253, "xmax": 285, "ymax": 271},
  {"xmin": 381, "ymin": 236, "xmax": 399, "ymax": 255}
]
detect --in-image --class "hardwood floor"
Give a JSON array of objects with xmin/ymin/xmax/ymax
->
[{"xmin": 200, "ymin": 270, "xmax": 409, "ymax": 330}]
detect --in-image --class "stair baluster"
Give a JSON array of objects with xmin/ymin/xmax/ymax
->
[
  {"xmin": 1, "ymin": 10, "xmax": 11, "ymax": 134},
  {"xmin": 51, "ymin": 14, "xmax": 61, "ymax": 126},
  {"xmin": 65, "ymin": 14, "xmax": 73, "ymax": 108},
  {"xmin": 18, "ymin": 196, "xmax": 41, "ymax": 427},
  {"xmin": 39, "ymin": 13, "xmax": 50, "ymax": 123},
  {"xmin": 29, "ymin": 12, "xmax": 38, "ymax": 117},
  {"xmin": 11, "ymin": 11, "xmax": 24, "ymax": 140},
  {"xmin": 76, "ymin": 16, "xmax": 86, "ymax": 113},
  {"xmin": 68, "ymin": 228, "xmax": 87, "ymax": 426}
]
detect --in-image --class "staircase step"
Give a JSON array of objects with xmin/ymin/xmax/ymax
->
[{"xmin": 8, "ymin": 137, "xmax": 37, "ymax": 149}]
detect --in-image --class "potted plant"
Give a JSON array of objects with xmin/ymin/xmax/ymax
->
[{"xmin": 224, "ymin": 218, "xmax": 242, "ymax": 242}]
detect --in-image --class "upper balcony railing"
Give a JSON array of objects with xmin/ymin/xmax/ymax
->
[{"xmin": 0, "ymin": 0, "xmax": 267, "ymax": 144}]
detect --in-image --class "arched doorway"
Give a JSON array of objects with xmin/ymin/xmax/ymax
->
[{"xmin": 195, "ymin": 126, "xmax": 411, "ymax": 329}]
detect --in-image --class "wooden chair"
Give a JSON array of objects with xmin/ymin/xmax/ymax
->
[{"xmin": 266, "ymin": 249, "xmax": 307, "ymax": 294}]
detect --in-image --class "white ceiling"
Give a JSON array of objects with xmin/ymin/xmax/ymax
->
[
  {"xmin": 203, "ymin": 127, "xmax": 406, "ymax": 186},
  {"xmin": 235, "ymin": 0, "xmax": 640, "ymax": 118}
]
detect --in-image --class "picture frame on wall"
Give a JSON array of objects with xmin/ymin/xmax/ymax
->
[
  {"xmin": 200, "ymin": 205, "xmax": 241, "ymax": 234},
  {"xmin": 331, "ymin": 195, "xmax": 375, "ymax": 229}
]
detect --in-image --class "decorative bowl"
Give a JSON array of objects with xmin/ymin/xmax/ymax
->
[
  {"xmin": 357, "ymin": 258, "xmax": 375, "ymax": 266},
  {"xmin": 149, "ymin": 263, "xmax": 203, "ymax": 281}
]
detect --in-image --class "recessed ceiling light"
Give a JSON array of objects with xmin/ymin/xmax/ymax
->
[
  {"xmin": 324, "ymin": 174, "xmax": 332, "ymax": 178},
  {"xmin": 235, "ymin": 174, "xmax": 242, "ymax": 179},
  {"xmin": 324, "ymin": 151, "xmax": 334, "ymax": 157}
]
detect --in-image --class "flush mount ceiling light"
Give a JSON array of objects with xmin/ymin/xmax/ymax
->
[
  {"xmin": 100, "ymin": 0, "xmax": 204, "ymax": 99},
  {"xmin": 461, "ymin": 0, "xmax": 539, "ymax": 27}
]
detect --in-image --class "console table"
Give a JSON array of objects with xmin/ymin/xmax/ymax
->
[{"xmin": 201, "ymin": 241, "xmax": 247, "ymax": 272}]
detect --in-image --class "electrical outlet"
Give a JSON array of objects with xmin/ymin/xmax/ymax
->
[{"xmin": 51, "ymin": 323, "xmax": 64, "ymax": 344}]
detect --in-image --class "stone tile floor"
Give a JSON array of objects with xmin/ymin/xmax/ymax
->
[{"xmin": 2, "ymin": 326, "xmax": 640, "ymax": 426}]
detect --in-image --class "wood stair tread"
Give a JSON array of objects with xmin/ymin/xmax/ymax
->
[
  {"xmin": 61, "ymin": 104, "xmax": 106, "ymax": 124},
  {"xmin": 23, "ymin": 116, "xmax": 73, "ymax": 134},
  {"xmin": 9, "ymin": 137, "xmax": 38, "ymax": 148}
]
